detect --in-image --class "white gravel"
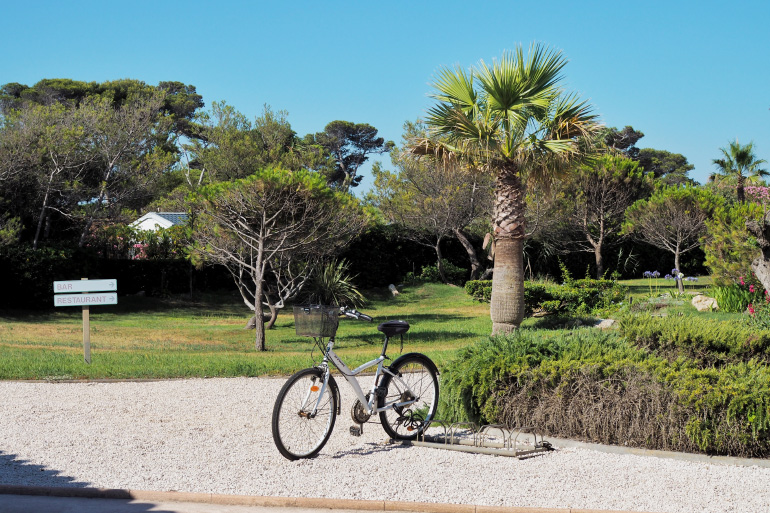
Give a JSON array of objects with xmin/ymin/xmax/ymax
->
[{"xmin": 1, "ymin": 377, "xmax": 769, "ymax": 513}]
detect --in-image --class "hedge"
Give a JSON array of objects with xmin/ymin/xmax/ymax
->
[
  {"xmin": 619, "ymin": 313, "xmax": 770, "ymax": 366},
  {"xmin": 464, "ymin": 279, "xmax": 627, "ymax": 316},
  {"xmin": 441, "ymin": 330, "xmax": 770, "ymax": 457}
]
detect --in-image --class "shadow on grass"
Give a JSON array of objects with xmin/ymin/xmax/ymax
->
[
  {"xmin": 334, "ymin": 330, "xmax": 482, "ymax": 349},
  {"xmin": 521, "ymin": 315, "xmax": 600, "ymax": 331}
]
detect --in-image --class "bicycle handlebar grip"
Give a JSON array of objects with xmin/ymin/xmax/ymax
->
[{"xmin": 359, "ymin": 313, "xmax": 373, "ymax": 322}]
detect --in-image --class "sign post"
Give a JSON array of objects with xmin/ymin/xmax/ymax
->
[
  {"xmin": 53, "ymin": 278, "xmax": 117, "ymax": 364},
  {"xmin": 83, "ymin": 278, "xmax": 91, "ymax": 364}
]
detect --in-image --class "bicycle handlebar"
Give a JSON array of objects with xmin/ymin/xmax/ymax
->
[{"xmin": 340, "ymin": 307, "xmax": 373, "ymax": 322}]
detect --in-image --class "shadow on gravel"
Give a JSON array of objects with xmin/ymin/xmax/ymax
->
[
  {"xmin": 0, "ymin": 451, "xmax": 175, "ymax": 513},
  {"xmin": 0, "ymin": 451, "xmax": 90, "ymax": 488},
  {"xmin": 330, "ymin": 442, "xmax": 411, "ymax": 459}
]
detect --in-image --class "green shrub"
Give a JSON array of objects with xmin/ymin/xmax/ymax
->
[
  {"xmin": 464, "ymin": 278, "xmax": 627, "ymax": 316},
  {"xmin": 619, "ymin": 313, "xmax": 770, "ymax": 366},
  {"xmin": 441, "ymin": 330, "xmax": 770, "ymax": 457},
  {"xmin": 464, "ymin": 279, "xmax": 492, "ymax": 302},
  {"xmin": 711, "ymin": 283, "xmax": 764, "ymax": 313},
  {"xmin": 414, "ymin": 259, "xmax": 467, "ymax": 284},
  {"xmin": 440, "ymin": 330, "xmax": 646, "ymax": 424},
  {"xmin": 703, "ymin": 201, "xmax": 763, "ymax": 286}
]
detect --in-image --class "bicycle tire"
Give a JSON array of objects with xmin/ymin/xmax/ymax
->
[
  {"xmin": 271, "ymin": 367, "xmax": 338, "ymax": 460},
  {"xmin": 378, "ymin": 353, "xmax": 439, "ymax": 440}
]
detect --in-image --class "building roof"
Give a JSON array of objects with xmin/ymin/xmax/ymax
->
[
  {"xmin": 154, "ymin": 212, "xmax": 189, "ymax": 225},
  {"xmin": 131, "ymin": 212, "xmax": 189, "ymax": 231}
]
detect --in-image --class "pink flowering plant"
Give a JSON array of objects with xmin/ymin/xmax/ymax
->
[
  {"xmin": 748, "ymin": 289, "xmax": 770, "ymax": 330},
  {"xmin": 711, "ymin": 273, "xmax": 765, "ymax": 313}
]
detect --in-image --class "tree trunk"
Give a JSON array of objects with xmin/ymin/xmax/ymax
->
[
  {"xmin": 674, "ymin": 251, "xmax": 684, "ymax": 293},
  {"xmin": 594, "ymin": 245, "xmax": 604, "ymax": 280},
  {"xmin": 253, "ymin": 278, "xmax": 266, "ymax": 351},
  {"xmin": 264, "ymin": 293, "xmax": 279, "ymax": 330},
  {"xmin": 491, "ymin": 238, "xmax": 525, "ymax": 334},
  {"xmin": 752, "ymin": 256, "xmax": 770, "ymax": 295},
  {"xmin": 454, "ymin": 228, "xmax": 481, "ymax": 280},
  {"xmin": 737, "ymin": 174, "xmax": 746, "ymax": 203},
  {"xmin": 490, "ymin": 166, "xmax": 527, "ymax": 334},
  {"xmin": 747, "ymin": 214, "xmax": 770, "ymax": 293},
  {"xmin": 435, "ymin": 237, "xmax": 448, "ymax": 283}
]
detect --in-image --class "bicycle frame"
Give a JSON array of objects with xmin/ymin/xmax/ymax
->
[{"xmin": 306, "ymin": 336, "xmax": 417, "ymax": 417}]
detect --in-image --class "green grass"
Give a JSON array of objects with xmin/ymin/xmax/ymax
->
[
  {"xmin": 622, "ymin": 275, "xmax": 713, "ymax": 300},
  {"xmin": 0, "ymin": 277, "xmax": 746, "ymax": 380},
  {"xmin": 0, "ymin": 283, "xmax": 491, "ymax": 380}
]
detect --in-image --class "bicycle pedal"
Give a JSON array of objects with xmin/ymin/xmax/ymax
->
[{"xmin": 349, "ymin": 425, "xmax": 362, "ymax": 437}]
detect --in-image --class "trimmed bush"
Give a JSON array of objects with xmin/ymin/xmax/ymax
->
[
  {"xmin": 464, "ymin": 279, "xmax": 627, "ymax": 315},
  {"xmin": 619, "ymin": 313, "xmax": 770, "ymax": 366},
  {"xmin": 441, "ymin": 330, "xmax": 770, "ymax": 457},
  {"xmin": 411, "ymin": 259, "xmax": 467, "ymax": 284}
]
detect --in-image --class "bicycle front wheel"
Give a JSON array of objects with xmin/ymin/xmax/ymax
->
[
  {"xmin": 271, "ymin": 367, "xmax": 338, "ymax": 460},
  {"xmin": 378, "ymin": 353, "xmax": 439, "ymax": 440}
]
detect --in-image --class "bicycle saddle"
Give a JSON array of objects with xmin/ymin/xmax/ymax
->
[{"xmin": 377, "ymin": 320, "xmax": 410, "ymax": 337}]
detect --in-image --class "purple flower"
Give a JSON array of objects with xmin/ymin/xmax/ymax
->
[
  {"xmin": 652, "ymin": 271, "xmax": 660, "ymax": 278},
  {"xmin": 643, "ymin": 271, "xmax": 652, "ymax": 278},
  {"xmin": 664, "ymin": 274, "xmax": 673, "ymax": 280},
  {"xmin": 671, "ymin": 268, "xmax": 679, "ymax": 275}
]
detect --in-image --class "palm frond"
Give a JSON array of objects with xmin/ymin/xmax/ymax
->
[{"xmin": 430, "ymin": 65, "xmax": 477, "ymax": 114}]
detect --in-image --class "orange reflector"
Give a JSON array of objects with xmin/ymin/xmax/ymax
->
[
  {"xmin": 310, "ymin": 386, "xmax": 319, "ymax": 392},
  {"xmin": 407, "ymin": 427, "xmax": 415, "ymax": 431}
]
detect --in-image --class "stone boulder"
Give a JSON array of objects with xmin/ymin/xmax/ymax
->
[
  {"xmin": 595, "ymin": 319, "xmax": 616, "ymax": 329},
  {"xmin": 692, "ymin": 295, "xmax": 718, "ymax": 312}
]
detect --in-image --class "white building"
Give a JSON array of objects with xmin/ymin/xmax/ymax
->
[{"xmin": 131, "ymin": 212, "xmax": 189, "ymax": 232}]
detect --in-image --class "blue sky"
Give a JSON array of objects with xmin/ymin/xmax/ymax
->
[{"xmin": 3, "ymin": 0, "xmax": 768, "ymax": 192}]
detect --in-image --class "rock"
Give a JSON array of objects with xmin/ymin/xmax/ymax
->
[
  {"xmin": 595, "ymin": 319, "xmax": 616, "ymax": 329},
  {"xmin": 692, "ymin": 295, "xmax": 718, "ymax": 312}
]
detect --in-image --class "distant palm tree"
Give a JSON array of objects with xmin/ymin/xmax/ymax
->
[
  {"xmin": 711, "ymin": 140, "xmax": 768, "ymax": 202},
  {"xmin": 412, "ymin": 44, "xmax": 601, "ymax": 334}
]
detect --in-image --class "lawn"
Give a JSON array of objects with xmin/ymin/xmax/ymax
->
[
  {"xmin": 0, "ymin": 277, "xmax": 736, "ymax": 380},
  {"xmin": 0, "ymin": 283, "xmax": 491, "ymax": 380}
]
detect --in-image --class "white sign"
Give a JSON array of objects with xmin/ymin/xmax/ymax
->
[
  {"xmin": 54, "ymin": 279, "xmax": 117, "ymax": 294},
  {"xmin": 54, "ymin": 293, "xmax": 118, "ymax": 307}
]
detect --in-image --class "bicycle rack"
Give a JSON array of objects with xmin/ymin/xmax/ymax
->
[{"xmin": 390, "ymin": 419, "xmax": 553, "ymax": 459}]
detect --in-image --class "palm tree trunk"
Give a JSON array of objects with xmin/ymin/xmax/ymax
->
[
  {"xmin": 737, "ymin": 174, "xmax": 746, "ymax": 203},
  {"xmin": 491, "ymin": 166, "xmax": 526, "ymax": 334}
]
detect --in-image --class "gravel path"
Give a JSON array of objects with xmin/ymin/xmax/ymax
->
[{"xmin": 1, "ymin": 377, "xmax": 769, "ymax": 513}]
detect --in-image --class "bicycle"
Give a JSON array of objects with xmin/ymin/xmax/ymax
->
[{"xmin": 271, "ymin": 304, "xmax": 440, "ymax": 460}]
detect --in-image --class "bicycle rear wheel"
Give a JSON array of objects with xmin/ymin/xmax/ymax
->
[
  {"xmin": 378, "ymin": 353, "xmax": 439, "ymax": 440},
  {"xmin": 271, "ymin": 367, "xmax": 338, "ymax": 460}
]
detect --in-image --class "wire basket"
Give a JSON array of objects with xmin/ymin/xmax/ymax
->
[{"xmin": 293, "ymin": 305, "xmax": 340, "ymax": 337}]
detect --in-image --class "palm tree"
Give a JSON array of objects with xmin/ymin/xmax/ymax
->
[
  {"xmin": 711, "ymin": 140, "xmax": 768, "ymax": 202},
  {"xmin": 412, "ymin": 44, "xmax": 601, "ymax": 334}
]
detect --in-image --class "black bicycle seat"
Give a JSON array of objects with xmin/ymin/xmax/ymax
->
[{"xmin": 377, "ymin": 320, "xmax": 410, "ymax": 337}]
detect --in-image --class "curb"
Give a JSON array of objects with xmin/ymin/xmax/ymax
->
[
  {"xmin": 0, "ymin": 485, "xmax": 661, "ymax": 513},
  {"xmin": 543, "ymin": 435, "xmax": 770, "ymax": 468}
]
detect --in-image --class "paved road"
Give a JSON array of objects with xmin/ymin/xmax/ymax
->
[{"xmin": 1, "ymin": 495, "xmax": 382, "ymax": 513}]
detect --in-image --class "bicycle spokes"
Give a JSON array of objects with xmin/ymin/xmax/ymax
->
[{"xmin": 395, "ymin": 408, "xmax": 425, "ymax": 432}]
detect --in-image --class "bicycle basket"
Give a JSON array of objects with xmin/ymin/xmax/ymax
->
[{"xmin": 293, "ymin": 305, "xmax": 339, "ymax": 337}]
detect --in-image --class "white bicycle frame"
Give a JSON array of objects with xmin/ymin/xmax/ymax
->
[{"xmin": 306, "ymin": 337, "xmax": 417, "ymax": 417}]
